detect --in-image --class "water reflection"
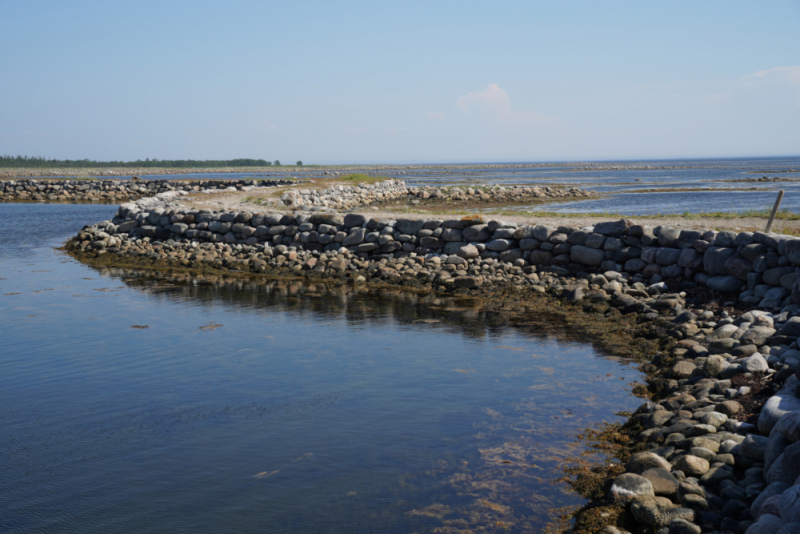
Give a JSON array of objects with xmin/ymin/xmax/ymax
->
[
  {"xmin": 93, "ymin": 267, "xmax": 617, "ymax": 347},
  {"xmin": 54, "ymin": 267, "xmax": 639, "ymax": 533},
  {"xmin": 0, "ymin": 202, "xmax": 643, "ymax": 534}
]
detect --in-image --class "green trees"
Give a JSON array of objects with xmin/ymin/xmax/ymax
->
[
  {"xmin": 0, "ymin": 156, "xmax": 274, "ymax": 168},
  {"xmin": 274, "ymin": 160, "xmax": 281, "ymax": 166},
  {"xmin": 296, "ymin": 161, "xmax": 303, "ymax": 166}
]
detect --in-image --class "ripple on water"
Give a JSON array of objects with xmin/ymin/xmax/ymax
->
[{"xmin": 0, "ymin": 203, "xmax": 645, "ymax": 533}]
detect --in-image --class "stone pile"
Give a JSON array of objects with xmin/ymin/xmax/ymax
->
[
  {"xmin": 0, "ymin": 178, "xmax": 296, "ymax": 203},
  {"xmin": 603, "ymin": 300, "xmax": 800, "ymax": 534},
  {"xmin": 73, "ymin": 203, "xmax": 800, "ymax": 312},
  {"xmin": 407, "ymin": 184, "xmax": 593, "ymax": 203},
  {"xmin": 277, "ymin": 179, "xmax": 408, "ymax": 209},
  {"xmin": 66, "ymin": 198, "xmax": 800, "ymax": 533}
]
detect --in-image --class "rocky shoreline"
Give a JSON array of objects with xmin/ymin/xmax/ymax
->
[
  {"xmin": 60, "ymin": 184, "xmax": 800, "ymax": 534},
  {"xmin": 1, "ymin": 177, "xmax": 595, "ymax": 208},
  {"xmin": 0, "ymin": 161, "xmax": 712, "ymax": 179},
  {"xmin": 0, "ymin": 178, "xmax": 297, "ymax": 203}
]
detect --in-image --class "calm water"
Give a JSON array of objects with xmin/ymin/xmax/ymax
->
[{"xmin": 0, "ymin": 204, "xmax": 644, "ymax": 533}]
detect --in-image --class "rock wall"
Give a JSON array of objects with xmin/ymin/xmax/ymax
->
[
  {"xmin": 273, "ymin": 180, "xmax": 592, "ymax": 209},
  {"xmin": 277, "ymin": 179, "xmax": 409, "ymax": 209},
  {"xmin": 0, "ymin": 178, "xmax": 297, "ymax": 203},
  {"xmin": 82, "ymin": 204, "xmax": 800, "ymax": 311},
  {"xmin": 68, "ymin": 201, "xmax": 800, "ymax": 533},
  {"xmin": 407, "ymin": 184, "xmax": 592, "ymax": 203}
]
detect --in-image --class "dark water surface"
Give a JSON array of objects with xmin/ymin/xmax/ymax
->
[{"xmin": 0, "ymin": 204, "xmax": 644, "ymax": 533}]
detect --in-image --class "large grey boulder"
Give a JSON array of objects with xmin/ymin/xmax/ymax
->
[
  {"xmin": 765, "ymin": 266, "xmax": 796, "ymax": 286},
  {"xmin": 741, "ymin": 327, "xmax": 777, "ymax": 347},
  {"xmin": 706, "ymin": 276, "xmax": 745, "ymax": 292},
  {"xmin": 751, "ymin": 482, "xmax": 792, "ymax": 519},
  {"xmin": 740, "ymin": 434, "xmax": 770, "ymax": 461},
  {"xmin": 759, "ymin": 378, "xmax": 800, "ymax": 434},
  {"xmin": 761, "ymin": 287, "xmax": 789, "ymax": 309},
  {"xmin": 785, "ymin": 238, "xmax": 800, "ymax": 265},
  {"xmin": 780, "ymin": 485, "xmax": 800, "ymax": 524},
  {"xmin": 570, "ymin": 245, "xmax": 606, "ymax": 266},
  {"xmin": 781, "ymin": 317, "xmax": 800, "ymax": 337},
  {"xmin": 657, "ymin": 227, "xmax": 681, "ymax": 247},
  {"xmin": 656, "ymin": 247, "xmax": 682, "ymax": 265},
  {"xmin": 766, "ymin": 441, "xmax": 800, "ymax": 485},
  {"xmin": 593, "ymin": 219, "xmax": 633, "ymax": 236},
  {"xmin": 463, "ymin": 224, "xmax": 491, "ymax": 242},
  {"xmin": 342, "ymin": 228, "xmax": 367, "ymax": 246},
  {"xmin": 610, "ymin": 473, "xmax": 654, "ymax": 501},
  {"xmin": 627, "ymin": 451, "xmax": 672, "ymax": 474},
  {"xmin": 533, "ymin": 225, "xmax": 557, "ymax": 241},
  {"xmin": 743, "ymin": 353, "xmax": 770, "ymax": 373},
  {"xmin": 395, "ymin": 219, "xmax": 426, "ymax": 235},
  {"xmin": 704, "ymin": 247, "xmax": 737, "ymax": 275},
  {"xmin": 726, "ymin": 255, "xmax": 754, "ymax": 280},
  {"xmin": 486, "ymin": 239, "xmax": 511, "ymax": 252},
  {"xmin": 456, "ymin": 244, "xmax": 480, "ymax": 259}
]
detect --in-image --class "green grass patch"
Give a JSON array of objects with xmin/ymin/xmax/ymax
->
[{"xmin": 336, "ymin": 173, "xmax": 390, "ymax": 184}]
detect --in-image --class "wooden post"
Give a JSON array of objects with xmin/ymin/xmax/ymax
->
[{"xmin": 766, "ymin": 190, "xmax": 785, "ymax": 233}]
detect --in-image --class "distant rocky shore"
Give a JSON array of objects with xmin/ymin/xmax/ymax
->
[
  {"xmin": 0, "ymin": 177, "xmax": 594, "ymax": 207},
  {"xmin": 0, "ymin": 178, "xmax": 296, "ymax": 203},
  {"xmin": 60, "ymin": 180, "xmax": 800, "ymax": 534},
  {"xmin": 0, "ymin": 161, "xmax": 719, "ymax": 179}
]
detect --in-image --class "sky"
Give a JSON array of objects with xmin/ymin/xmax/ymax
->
[{"xmin": 1, "ymin": 0, "xmax": 799, "ymax": 164}]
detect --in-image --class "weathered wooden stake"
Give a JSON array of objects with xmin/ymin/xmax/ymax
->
[{"xmin": 766, "ymin": 190, "xmax": 785, "ymax": 233}]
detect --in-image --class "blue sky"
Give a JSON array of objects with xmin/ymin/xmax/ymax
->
[{"xmin": 1, "ymin": 1, "xmax": 798, "ymax": 163}]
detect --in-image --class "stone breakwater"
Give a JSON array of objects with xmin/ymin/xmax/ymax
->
[
  {"xmin": 0, "ymin": 178, "xmax": 297, "ymax": 203},
  {"xmin": 406, "ymin": 184, "xmax": 592, "ymax": 203},
  {"xmin": 275, "ymin": 180, "xmax": 592, "ymax": 210},
  {"xmin": 65, "ymin": 198, "xmax": 800, "ymax": 533},
  {"xmin": 277, "ymin": 179, "xmax": 409, "ymax": 209}
]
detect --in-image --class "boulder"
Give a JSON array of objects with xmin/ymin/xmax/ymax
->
[
  {"xmin": 704, "ymin": 247, "xmax": 737, "ymax": 276},
  {"xmin": 593, "ymin": 219, "xmax": 633, "ymax": 236},
  {"xmin": 570, "ymin": 245, "xmax": 606, "ymax": 266},
  {"xmin": 656, "ymin": 247, "xmax": 682, "ymax": 265},
  {"xmin": 674, "ymin": 455, "xmax": 710, "ymax": 477},
  {"xmin": 759, "ymin": 391, "xmax": 800, "ymax": 435},
  {"xmin": 641, "ymin": 468, "xmax": 680, "ymax": 497},
  {"xmin": 610, "ymin": 473, "xmax": 654, "ymax": 501},
  {"xmin": 706, "ymin": 276, "xmax": 745, "ymax": 293},
  {"xmin": 627, "ymin": 451, "xmax": 672, "ymax": 474},
  {"xmin": 780, "ymin": 485, "xmax": 800, "ymax": 524}
]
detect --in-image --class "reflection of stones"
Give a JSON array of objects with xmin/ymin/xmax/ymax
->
[{"xmin": 67, "ymin": 187, "xmax": 800, "ymax": 534}]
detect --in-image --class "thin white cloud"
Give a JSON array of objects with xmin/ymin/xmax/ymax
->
[
  {"xmin": 263, "ymin": 120, "xmax": 279, "ymax": 131},
  {"xmin": 742, "ymin": 66, "xmax": 800, "ymax": 84},
  {"xmin": 456, "ymin": 83, "xmax": 551, "ymax": 124},
  {"xmin": 425, "ymin": 111, "xmax": 445, "ymax": 120}
]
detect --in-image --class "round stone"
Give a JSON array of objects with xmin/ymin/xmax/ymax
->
[{"xmin": 674, "ymin": 455, "xmax": 710, "ymax": 477}]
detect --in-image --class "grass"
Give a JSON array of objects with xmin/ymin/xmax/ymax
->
[{"xmin": 335, "ymin": 173, "xmax": 391, "ymax": 185}]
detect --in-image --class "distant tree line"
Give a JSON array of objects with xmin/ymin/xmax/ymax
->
[{"xmin": 0, "ymin": 156, "xmax": 301, "ymax": 168}]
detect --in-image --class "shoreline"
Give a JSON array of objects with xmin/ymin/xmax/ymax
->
[
  {"xmin": 61, "ymin": 185, "xmax": 800, "ymax": 533},
  {"xmin": 66, "ymin": 191, "xmax": 800, "ymax": 532}
]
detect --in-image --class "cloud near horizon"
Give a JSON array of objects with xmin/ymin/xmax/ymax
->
[
  {"xmin": 425, "ymin": 111, "xmax": 445, "ymax": 120},
  {"xmin": 742, "ymin": 66, "xmax": 800, "ymax": 85},
  {"xmin": 456, "ymin": 83, "xmax": 552, "ymax": 124}
]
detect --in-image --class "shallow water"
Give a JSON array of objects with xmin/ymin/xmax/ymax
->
[
  {"xmin": 504, "ymin": 189, "xmax": 800, "ymax": 216},
  {"xmin": 0, "ymin": 204, "xmax": 644, "ymax": 533},
  {"xmin": 31, "ymin": 156, "xmax": 800, "ymax": 215}
]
